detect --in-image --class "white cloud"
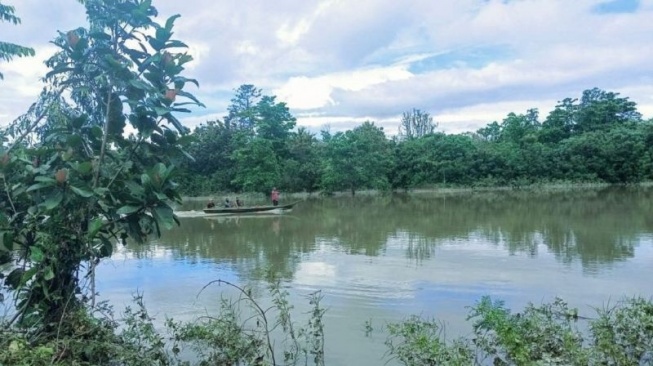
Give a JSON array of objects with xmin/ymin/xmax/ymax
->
[
  {"xmin": 275, "ymin": 65, "xmax": 413, "ymax": 110},
  {"xmin": 1, "ymin": 0, "xmax": 652, "ymax": 132}
]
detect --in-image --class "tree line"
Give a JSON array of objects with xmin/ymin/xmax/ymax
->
[{"xmin": 179, "ymin": 86, "xmax": 653, "ymax": 196}]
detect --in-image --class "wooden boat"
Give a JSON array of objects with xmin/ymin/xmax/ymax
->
[{"xmin": 203, "ymin": 201, "xmax": 298, "ymax": 215}]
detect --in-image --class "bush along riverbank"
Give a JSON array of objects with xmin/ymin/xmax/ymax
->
[
  {"xmin": 0, "ymin": 279, "xmax": 327, "ymax": 366},
  {"xmin": 1, "ymin": 284, "xmax": 652, "ymax": 365}
]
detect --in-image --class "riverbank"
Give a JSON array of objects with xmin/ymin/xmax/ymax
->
[
  {"xmin": 2, "ymin": 292, "xmax": 652, "ymax": 365},
  {"xmin": 181, "ymin": 181, "xmax": 653, "ymax": 204}
]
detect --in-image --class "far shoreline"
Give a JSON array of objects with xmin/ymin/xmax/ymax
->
[{"xmin": 181, "ymin": 181, "xmax": 653, "ymax": 202}]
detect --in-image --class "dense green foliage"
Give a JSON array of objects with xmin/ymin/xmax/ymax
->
[
  {"xmin": 0, "ymin": 0, "xmax": 202, "ymax": 336},
  {"xmin": 0, "ymin": 280, "xmax": 327, "ymax": 366},
  {"xmin": 384, "ymin": 296, "xmax": 653, "ymax": 366},
  {"xmin": 180, "ymin": 87, "xmax": 653, "ymax": 196}
]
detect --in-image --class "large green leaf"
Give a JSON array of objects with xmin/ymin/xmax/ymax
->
[
  {"xmin": 125, "ymin": 180, "xmax": 145, "ymax": 197},
  {"xmin": 27, "ymin": 182, "xmax": 55, "ymax": 192},
  {"xmin": 66, "ymin": 134, "xmax": 83, "ymax": 147},
  {"xmin": 141, "ymin": 173, "xmax": 151, "ymax": 187},
  {"xmin": 176, "ymin": 90, "xmax": 204, "ymax": 107},
  {"xmin": 34, "ymin": 176, "xmax": 57, "ymax": 183},
  {"xmin": 41, "ymin": 191, "xmax": 63, "ymax": 210},
  {"xmin": 70, "ymin": 185, "xmax": 94, "ymax": 198},
  {"xmin": 155, "ymin": 27, "xmax": 171, "ymax": 44},
  {"xmin": 0, "ymin": 251, "xmax": 11, "ymax": 265},
  {"xmin": 154, "ymin": 106, "xmax": 170, "ymax": 116},
  {"xmin": 164, "ymin": 14, "xmax": 181, "ymax": 31},
  {"xmin": 30, "ymin": 246, "xmax": 44, "ymax": 262},
  {"xmin": 172, "ymin": 76, "xmax": 199, "ymax": 89},
  {"xmin": 163, "ymin": 40, "xmax": 188, "ymax": 49},
  {"xmin": 117, "ymin": 205, "xmax": 141, "ymax": 215},
  {"xmin": 20, "ymin": 267, "xmax": 38, "ymax": 287},
  {"xmin": 129, "ymin": 78, "xmax": 150, "ymax": 90},
  {"xmin": 152, "ymin": 205, "xmax": 175, "ymax": 230},
  {"xmin": 43, "ymin": 266, "xmax": 55, "ymax": 281},
  {"xmin": 88, "ymin": 218, "xmax": 103, "ymax": 237},
  {"xmin": 72, "ymin": 162, "xmax": 93, "ymax": 175},
  {"xmin": 1, "ymin": 231, "xmax": 13, "ymax": 251},
  {"xmin": 5, "ymin": 268, "xmax": 24, "ymax": 289}
]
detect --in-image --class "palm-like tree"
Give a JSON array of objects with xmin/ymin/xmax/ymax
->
[{"xmin": 0, "ymin": 2, "xmax": 35, "ymax": 79}]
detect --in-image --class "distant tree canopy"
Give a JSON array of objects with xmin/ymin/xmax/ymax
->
[
  {"xmin": 321, "ymin": 121, "xmax": 393, "ymax": 195},
  {"xmin": 178, "ymin": 86, "xmax": 653, "ymax": 196},
  {"xmin": 398, "ymin": 108, "xmax": 437, "ymax": 140}
]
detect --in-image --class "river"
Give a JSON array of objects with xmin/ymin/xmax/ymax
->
[{"xmin": 95, "ymin": 186, "xmax": 653, "ymax": 365}]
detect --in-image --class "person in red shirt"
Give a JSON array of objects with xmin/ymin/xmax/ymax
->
[{"xmin": 271, "ymin": 187, "xmax": 280, "ymax": 206}]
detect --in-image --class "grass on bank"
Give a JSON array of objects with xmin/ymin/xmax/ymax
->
[{"xmin": 182, "ymin": 181, "xmax": 653, "ymax": 204}]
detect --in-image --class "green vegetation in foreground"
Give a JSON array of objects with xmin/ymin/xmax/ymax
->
[
  {"xmin": 0, "ymin": 278, "xmax": 328, "ymax": 366},
  {"xmin": 2, "ymin": 286, "xmax": 652, "ymax": 365},
  {"xmin": 384, "ymin": 296, "xmax": 653, "ymax": 366}
]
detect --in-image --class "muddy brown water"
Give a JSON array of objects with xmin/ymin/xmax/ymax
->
[{"xmin": 96, "ymin": 186, "xmax": 653, "ymax": 365}]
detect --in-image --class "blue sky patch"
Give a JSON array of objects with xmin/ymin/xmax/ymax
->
[
  {"xmin": 592, "ymin": 0, "xmax": 639, "ymax": 14},
  {"xmin": 408, "ymin": 45, "xmax": 512, "ymax": 74}
]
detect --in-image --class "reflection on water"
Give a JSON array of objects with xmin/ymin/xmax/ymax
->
[{"xmin": 97, "ymin": 186, "xmax": 653, "ymax": 366}]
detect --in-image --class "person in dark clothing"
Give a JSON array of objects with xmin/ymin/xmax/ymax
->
[
  {"xmin": 206, "ymin": 200, "xmax": 215, "ymax": 208},
  {"xmin": 236, "ymin": 197, "xmax": 243, "ymax": 207}
]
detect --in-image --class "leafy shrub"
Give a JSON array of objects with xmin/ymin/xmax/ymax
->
[{"xmin": 384, "ymin": 296, "xmax": 653, "ymax": 366}]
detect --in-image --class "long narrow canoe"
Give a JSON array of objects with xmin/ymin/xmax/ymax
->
[{"xmin": 203, "ymin": 201, "xmax": 298, "ymax": 215}]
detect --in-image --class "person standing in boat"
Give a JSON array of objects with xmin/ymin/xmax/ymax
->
[
  {"xmin": 236, "ymin": 197, "xmax": 244, "ymax": 207},
  {"xmin": 271, "ymin": 187, "xmax": 280, "ymax": 206}
]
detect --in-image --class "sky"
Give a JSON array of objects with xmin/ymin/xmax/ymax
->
[{"xmin": 1, "ymin": 0, "xmax": 653, "ymax": 135}]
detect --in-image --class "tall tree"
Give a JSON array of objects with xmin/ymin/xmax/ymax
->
[
  {"xmin": 541, "ymin": 88, "xmax": 642, "ymax": 140},
  {"xmin": 225, "ymin": 84, "xmax": 261, "ymax": 131},
  {"xmin": 0, "ymin": 0, "xmax": 202, "ymax": 327},
  {"xmin": 232, "ymin": 138, "xmax": 281, "ymax": 193},
  {"xmin": 0, "ymin": 2, "xmax": 35, "ymax": 79},
  {"xmin": 181, "ymin": 120, "xmax": 238, "ymax": 193},
  {"xmin": 283, "ymin": 127, "xmax": 321, "ymax": 192},
  {"xmin": 540, "ymin": 98, "xmax": 577, "ymax": 144},
  {"xmin": 498, "ymin": 109, "xmax": 540, "ymax": 145},
  {"xmin": 575, "ymin": 88, "xmax": 641, "ymax": 133},
  {"xmin": 255, "ymin": 95, "xmax": 296, "ymax": 158},
  {"xmin": 322, "ymin": 121, "xmax": 393, "ymax": 195},
  {"xmin": 476, "ymin": 121, "xmax": 501, "ymax": 142},
  {"xmin": 398, "ymin": 108, "xmax": 437, "ymax": 140}
]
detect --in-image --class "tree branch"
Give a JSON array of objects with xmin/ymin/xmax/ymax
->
[{"xmin": 6, "ymin": 89, "xmax": 64, "ymax": 154}]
